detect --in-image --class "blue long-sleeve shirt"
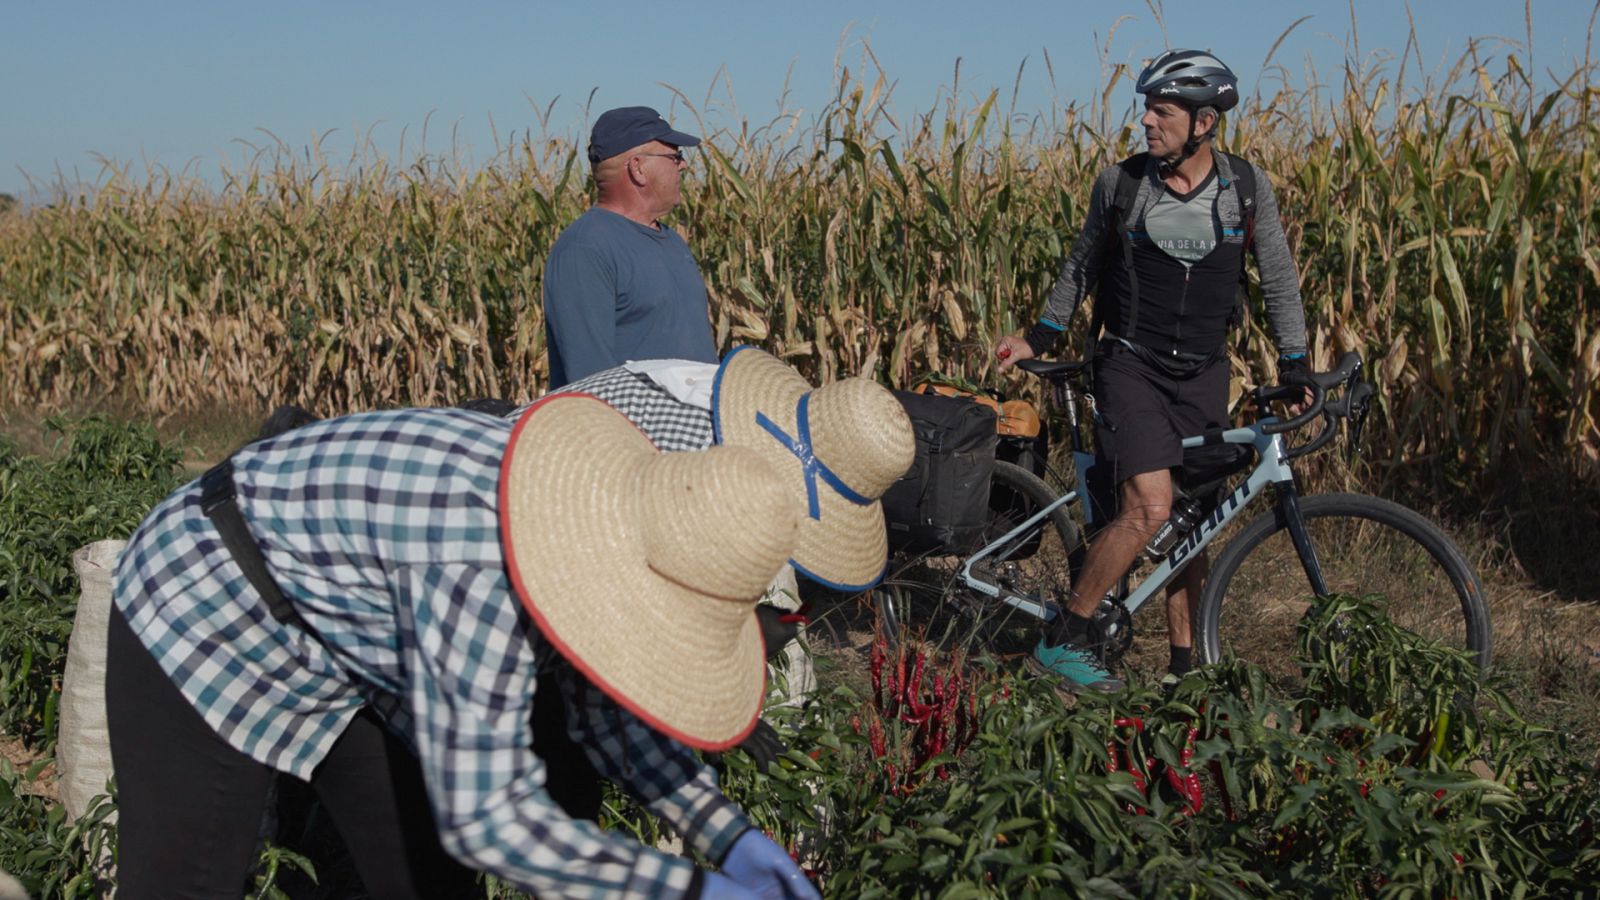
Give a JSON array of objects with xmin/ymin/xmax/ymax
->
[{"xmin": 542, "ymin": 208, "xmax": 718, "ymax": 388}]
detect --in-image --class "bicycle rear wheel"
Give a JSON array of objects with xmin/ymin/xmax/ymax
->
[
  {"xmin": 1196, "ymin": 493, "xmax": 1491, "ymax": 678},
  {"xmin": 959, "ymin": 460, "xmax": 1083, "ymax": 654},
  {"xmin": 874, "ymin": 460, "xmax": 1082, "ymax": 655}
]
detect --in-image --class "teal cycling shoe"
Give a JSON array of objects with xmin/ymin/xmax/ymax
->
[{"xmin": 1026, "ymin": 638, "xmax": 1125, "ymax": 693}]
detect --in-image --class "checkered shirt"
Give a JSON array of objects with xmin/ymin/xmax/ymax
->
[
  {"xmin": 514, "ymin": 366, "xmax": 714, "ymax": 451},
  {"xmin": 113, "ymin": 407, "xmax": 748, "ymax": 898}
]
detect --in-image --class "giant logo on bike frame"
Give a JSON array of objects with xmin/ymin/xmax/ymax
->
[{"xmin": 1170, "ymin": 478, "xmax": 1252, "ymax": 566}]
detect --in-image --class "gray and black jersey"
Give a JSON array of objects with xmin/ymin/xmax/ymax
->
[{"xmin": 1036, "ymin": 153, "xmax": 1307, "ymax": 358}]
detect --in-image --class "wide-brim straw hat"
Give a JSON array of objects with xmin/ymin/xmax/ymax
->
[
  {"xmin": 712, "ymin": 346, "xmax": 916, "ymax": 591},
  {"xmin": 500, "ymin": 394, "xmax": 801, "ymax": 749}
]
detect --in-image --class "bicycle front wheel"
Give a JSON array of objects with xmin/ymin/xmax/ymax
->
[{"xmin": 1196, "ymin": 493, "xmax": 1490, "ymax": 677}]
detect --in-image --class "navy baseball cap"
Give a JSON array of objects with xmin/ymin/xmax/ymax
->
[{"xmin": 587, "ymin": 106, "xmax": 701, "ymax": 165}]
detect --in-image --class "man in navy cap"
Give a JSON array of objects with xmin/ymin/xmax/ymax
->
[{"xmin": 541, "ymin": 106, "xmax": 719, "ymax": 389}]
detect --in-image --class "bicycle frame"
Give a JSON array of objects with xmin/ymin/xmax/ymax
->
[{"xmin": 958, "ymin": 419, "xmax": 1320, "ymax": 622}]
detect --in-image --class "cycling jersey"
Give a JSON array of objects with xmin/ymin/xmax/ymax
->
[{"xmin": 1031, "ymin": 153, "xmax": 1307, "ymax": 359}]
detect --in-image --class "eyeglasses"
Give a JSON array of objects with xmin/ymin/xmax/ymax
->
[{"xmin": 634, "ymin": 151, "xmax": 686, "ymax": 164}]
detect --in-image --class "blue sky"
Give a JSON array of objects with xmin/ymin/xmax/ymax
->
[{"xmin": 4, "ymin": 0, "xmax": 1595, "ymax": 197}]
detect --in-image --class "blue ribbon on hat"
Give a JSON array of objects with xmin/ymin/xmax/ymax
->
[{"xmin": 755, "ymin": 394, "xmax": 872, "ymax": 521}]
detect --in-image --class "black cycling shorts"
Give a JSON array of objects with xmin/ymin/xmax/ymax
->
[{"xmin": 1092, "ymin": 340, "xmax": 1231, "ymax": 486}]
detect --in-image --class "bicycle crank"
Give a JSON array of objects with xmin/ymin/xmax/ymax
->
[{"xmin": 1090, "ymin": 595, "xmax": 1135, "ymax": 664}]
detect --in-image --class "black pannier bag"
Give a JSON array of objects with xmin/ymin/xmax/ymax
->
[{"xmin": 882, "ymin": 391, "xmax": 998, "ymax": 556}]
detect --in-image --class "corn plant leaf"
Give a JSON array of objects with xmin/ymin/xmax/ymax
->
[
  {"xmin": 705, "ymin": 142, "xmax": 755, "ymax": 205},
  {"xmin": 1513, "ymin": 319, "xmax": 1569, "ymax": 395}
]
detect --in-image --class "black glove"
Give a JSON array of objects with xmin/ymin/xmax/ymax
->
[
  {"xmin": 1276, "ymin": 353, "xmax": 1313, "ymax": 411},
  {"xmin": 755, "ymin": 605, "xmax": 805, "ymax": 660},
  {"xmin": 736, "ymin": 720, "xmax": 787, "ymax": 775},
  {"xmin": 704, "ymin": 719, "xmax": 789, "ymax": 776},
  {"xmin": 1276, "ymin": 352, "xmax": 1310, "ymax": 382}
]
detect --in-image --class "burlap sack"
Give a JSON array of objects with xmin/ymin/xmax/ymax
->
[{"xmin": 57, "ymin": 539, "xmax": 125, "ymax": 824}]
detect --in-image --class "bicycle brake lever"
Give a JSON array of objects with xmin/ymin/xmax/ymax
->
[{"xmin": 1344, "ymin": 381, "xmax": 1374, "ymax": 457}]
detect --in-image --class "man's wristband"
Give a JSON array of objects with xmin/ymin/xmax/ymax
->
[{"xmin": 1276, "ymin": 352, "xmax": 1309, "ymax": 379}]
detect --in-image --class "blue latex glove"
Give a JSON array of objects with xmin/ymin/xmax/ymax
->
[
  {"xmin": 720, "ymin": 830, "xmax": 821, "ymax": 900},
  {"xmin": 701, "ymin": 872, "xmax": 761, "ymax": 899}
]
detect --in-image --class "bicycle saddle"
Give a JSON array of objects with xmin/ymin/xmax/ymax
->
[{"xmin": 1015, "ymin": 359, "xmax": 1091, "ymax": 379}]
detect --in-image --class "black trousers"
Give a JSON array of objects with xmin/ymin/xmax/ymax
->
[{"xmin": 104, "ymin": 607, "xmax": 480, "ymax": 899}]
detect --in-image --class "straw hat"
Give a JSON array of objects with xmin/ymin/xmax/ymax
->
[
  {"xmin": 712, "ymin": 346, "xmax": 916, "ymax": 590},
  {"xmin": 500, "ymin": 394, "xmax": 802, "ymax": 749}
]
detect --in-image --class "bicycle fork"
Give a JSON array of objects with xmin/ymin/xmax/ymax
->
[{"xmin": 1273, "ymin": 481, "xmax": 1331, "ymax": 597}]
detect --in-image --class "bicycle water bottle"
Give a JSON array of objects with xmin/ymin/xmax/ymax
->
[{"xmin": 1146, "ymin": 494, "xmax": 1204, "ymax": 560}]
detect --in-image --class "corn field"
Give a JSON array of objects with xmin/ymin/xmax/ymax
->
[{"xmin": 1, "ymin": 45, "xmax": 1597, "ymax": 493}]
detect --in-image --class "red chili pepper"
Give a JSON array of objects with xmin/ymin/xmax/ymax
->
[
  {"xmin": 901, "ymin": 653, "xmax": 936, "ymax": 723},
  {"xmin": 868, "ymin": 717, "xmax": 886, "ymax": 759},
  {"xmin": 904, "ymin": 651, "xmax": 925, "ymax": 707},
  {"xmin": 1156, "ymin": 724, "xmax": 1202, "ymax": 814},
  {"xmin": 1128, "ymin": 760, "xmax": 1148, "ymax": 799},
  {"xmin": 884, "ymin": 648, "xmax": 904, "ymax": 718}
]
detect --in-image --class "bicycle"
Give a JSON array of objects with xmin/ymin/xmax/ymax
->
[{"xmin": 873, "ymin": 352, "xmax": 1492, "ymax": 684}]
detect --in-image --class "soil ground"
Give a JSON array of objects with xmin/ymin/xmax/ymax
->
[{"xmin": 0, "ymin": 736, "xmax": 58, "ymax": 801}]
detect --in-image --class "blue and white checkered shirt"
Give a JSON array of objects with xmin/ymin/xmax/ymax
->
[
  {"xmin": 113, "ymin": 407, "xmax": 748, "ymax": 898},
  {"xmin": 514, "ymin": 365, "xmax": 715, "ymax": 452}
]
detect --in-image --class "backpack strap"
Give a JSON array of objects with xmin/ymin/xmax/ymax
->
[
  {"xmin": 1218, "ymin": 151, "xmax": 1258, "ymax": 329},
  {"xmin": 1088, "ymin": 152, "xmax": 1147, "ymax": 359},
  {"xmin": 1220, "ymin": 151, "xmax": 1257, "ymax": 252}
]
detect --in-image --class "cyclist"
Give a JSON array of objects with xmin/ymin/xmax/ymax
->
[{"xmin": 995, "ymin": 49, "xmax": 1310, "ymax": 692}]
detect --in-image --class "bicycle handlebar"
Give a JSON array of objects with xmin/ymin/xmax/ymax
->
[
  {"xmin": 1016, "ymin": 350, "xmax": 1371, "ymax": 451},
  {"xmin": 1257, "ymin": 350, "xmax": 1363, "ymax": 431},
  {"xmin": 1258, "ymin": 352, "xmax": 1360, "ymax": 435},
  {"xmin": 1261, "ymin": 352, "xmax": 1369, "ymax": 458}
]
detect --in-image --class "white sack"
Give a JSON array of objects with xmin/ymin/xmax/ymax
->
[
  {"xmin": 57, "ymin": 539, "xmax": 125, "ymax": 824},
  {"xmin": 0, "ymin": 868, "xmax": 30, "ymax": 900}
]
